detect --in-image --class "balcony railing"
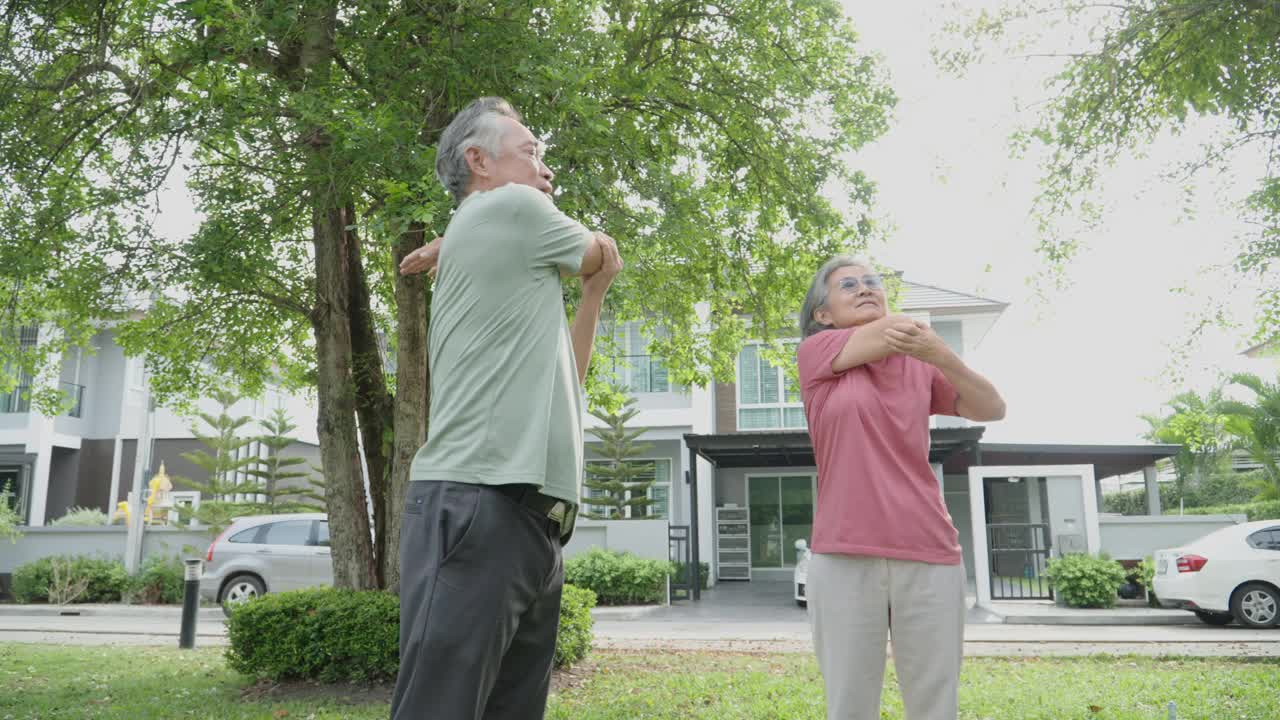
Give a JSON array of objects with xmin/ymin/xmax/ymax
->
[
  {"xmin": 61, "ymin": 382, "xmax": 85, "ymax": 418},
  {"xmin": 0, "ymin": 385, "xmax": 30, "ymax": 414},
  {"xmin": 0, "ymin": 383, "xmax": 84, "ymax": 417}
]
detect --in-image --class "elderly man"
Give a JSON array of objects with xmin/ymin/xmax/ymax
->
[{"xmin": 392, "ymin": 97, "xmax": 621, "ymax": 719}]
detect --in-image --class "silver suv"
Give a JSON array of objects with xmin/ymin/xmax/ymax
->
[{"xmin": 200, "ymin": 513, "xmax": 333, "ymax": 614}]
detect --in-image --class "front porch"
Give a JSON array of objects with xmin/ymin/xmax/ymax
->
[{"xmin": 683, "ymin": 429, "xmax": 1185, "ymax": 609}]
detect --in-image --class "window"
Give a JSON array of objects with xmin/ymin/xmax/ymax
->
[
  {"xmin": 584, "ymin": 458, "xmax": 672, "ymax": 519},
  {"xmin": 315, "ymin": 521, "xmax": 330, "ymax": 547},
  {"xmin": 229, "ymin": 526, "xmax": 261, "ymax": 543},
  {"xmin": 1247, "ymin": 528, "xmax": 1280, "ymax": 551},
  {"xmin": 607, "ymin": 322, "xmax": 671, "ymax": 393},
  {"xmin": 737, "ymin": 343, "xmax": 804, "ymax": 430},
  {"xmin": 261, "ymin": 520, "xmax": 313, "ymax": 546}
]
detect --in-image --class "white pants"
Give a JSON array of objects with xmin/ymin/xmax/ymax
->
[{"xmin": 807, "ymin": 553, "xmax": 966, "ymax": 720}]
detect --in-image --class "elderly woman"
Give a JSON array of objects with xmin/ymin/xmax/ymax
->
[{"xmin": 797, "ymin": 256, "xmax": 1006, "ymax": 720}]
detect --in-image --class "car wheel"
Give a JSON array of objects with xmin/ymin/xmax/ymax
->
[
  {"xmin": 221, "ymin": 575, "xmax": 265, "ymax": 616},
  {"xmin": 1193, "ymin": 610, "xmax": 1233, "ymax": 626},
  {"xmin": 1231, "ymin": 583, "xmax": 1280, "ymax": 629}
]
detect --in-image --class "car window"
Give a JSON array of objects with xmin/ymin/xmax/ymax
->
[
  {"xmin": 315, "ymin": 521, "xmax": 329, "ymax": 547},
  {"xmin": 261, "ymin": 520, "xmax": 313, "ymax": 546},
  {"xmin": 1247, "ymin": 528, "xmax": 1280, "ymax": 551},
  {"xmin": 229, "ymin": 526, "xmax": 262, "ymax": 543}
]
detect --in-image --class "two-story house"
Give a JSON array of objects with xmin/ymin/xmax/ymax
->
[
  {"xmin": 0, "ymin": 326, "xmax": 321, "ymax": 527},
  {"xmin": 572, "ymin": 277, "xmax": 1183, "ymax": 608}
]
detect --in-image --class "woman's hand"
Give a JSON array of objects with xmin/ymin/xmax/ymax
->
[{"xmin": 884, "ymin": 319, "xmax": 953, "ymax": 367}]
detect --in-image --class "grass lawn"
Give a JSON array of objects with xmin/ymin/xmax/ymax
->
[{"xmin": 2, "ymin": 643, "xmax": 1278, "ymax": 719}]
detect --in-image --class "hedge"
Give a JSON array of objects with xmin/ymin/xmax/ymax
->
[
  {"xmin": 1044, "ymin": 553, "xmax": 1127, "ymax": 609},
  {"xmin": 11, "ymin": 555, "xmax": 128, "ymax": 604},
  {"xmin": 564, "ymin": 548, "xmax": 670, "ymax": 605},
  {"xmin": 226, "ymin": 584, "xmax": 596, "ymax": 682},
  {"xmin": 1183, "ymin": 500, "xmax": 1280, "ymax": 521}
]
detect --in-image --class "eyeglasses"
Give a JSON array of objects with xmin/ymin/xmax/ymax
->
[{"xmin": 837, "ymin": 273, "xmax": 884, "ymax": 293}]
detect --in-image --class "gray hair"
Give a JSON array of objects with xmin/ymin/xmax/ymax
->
[
  {"xmin": 435, "ymin": 97, "xmax": 523, "ymax": 204},
  {"xmin": 799, "ymin": 255, "xmax": 873, "ymax": 338}
]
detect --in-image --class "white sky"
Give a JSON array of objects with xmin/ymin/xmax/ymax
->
[{"xmin": 838, "ymin": 3, "xmax": 1272, "ymax": 444}]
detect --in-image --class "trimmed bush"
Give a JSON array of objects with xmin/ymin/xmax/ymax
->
[
  {"xmin": 226, "ymin": 587, "xmax": 400, "ymax": 682},
  {"xmin": 668, "ymin": 561, "xmax": 711, "ymax": 591},
  {"xmin": 555, "ymin": 584, "xmax": 596, "ymax": 668},
  {"xmin": 1184, "ymin": 500, "xmax": 1280, "ymax": 521},
  {"xmin": 125, "ymin": 556, "xmax": 185, "ymax": 604},
  {"xmin": 564, "ymin": 548, "xmax": 669, "ymax": 605},
  {"xmin": 227, "ymin": 584, "xmax": 596, "ymax": 682},
  {"xmin": 1102, "ymin": 472, "xmax": 1268, "ymax": 515},
  {"xmin": 49, "ymin": 506, "xmax": 110, "ymax": 527},
  {"xmin": 11, "ymin": 555, "xmax": 128, "ymax": 604},
  {"xmin": 1044, "ymin": 553, "xmax": 1127, "ymax": 609}
]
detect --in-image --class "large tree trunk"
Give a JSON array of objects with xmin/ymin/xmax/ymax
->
[
  {"xmin": 344, "ymin": 205, "xmax": 394, "ymax": 587},
  {"xmin": 385, "ymin": 220, "xmax": 431, "ymax": 591},
  {"xmin": 312, "ymin": 200, "xmax": 378, "ymax": 591}
]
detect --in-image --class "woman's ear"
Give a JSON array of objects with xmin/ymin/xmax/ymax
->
[{"xmin": 813, "ymin": 306, "xmax": 832, "ymax": 327}]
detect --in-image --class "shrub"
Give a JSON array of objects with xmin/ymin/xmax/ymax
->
[
  {"xmin": 1184, "ymin": 500, "xmax": 1280, "ymax": 521},
  {"xmin": 1102, "ymin": 472, "xmax": 1268, "ymax": 516},
  {"xmin": 49, "ymin": 506, "xmax": 110, "ymax": 527},
  {"xmin": 10, "ymin": 555, "xmax": 128, "ymax": 604},
  {"xmin": 227, "ymin": 584, "xmax": 596, "ymax": 682},
  {"xmin": 555, "ymin": 584, "xmax": 596, "ymax": 668},
  {"xmin": 668, "ymin": 561, "xmax": 711, "ymax": 591},
  {"xmin": 226, "ymin": 587, "xmax": 400, "ymax": 683},
  {"xmin": 125, "ymin": 556, "xmax": 185, "ymax": 604},
  {"xmin": 0, "ymin": 481, "xmax": 22, "ymax": 543},
  {"xmin": 564, "ymin": 548, "xmax": 669, "ymax": 605},
  {"xmin": 1044, "ymin": 553, "xmax": 1127, "ymax": 609}
]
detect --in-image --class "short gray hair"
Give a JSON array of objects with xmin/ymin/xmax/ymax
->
[
  {"xmin": 435, "ymin": 97, "xmax": 523, "ymax": 204},
  {"xmin": 799, "ymin": 255, "xmax": 873, "ymax": 338}
]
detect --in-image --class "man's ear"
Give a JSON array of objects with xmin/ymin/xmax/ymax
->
[{"xmin": 464, "ymin": 146, "xmax": 489, "ymax": 179}]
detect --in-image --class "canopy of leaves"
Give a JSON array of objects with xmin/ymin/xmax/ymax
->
[{"xmin": 0, "ymin": 0, "xmax": 896, "ymax": 401}]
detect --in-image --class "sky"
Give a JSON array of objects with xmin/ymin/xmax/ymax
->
[{"xmin": 836, "ymin": 2, "xmax": 1272, "ymax": 444}]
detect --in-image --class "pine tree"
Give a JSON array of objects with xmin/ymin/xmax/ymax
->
[
  {"xmin": 583, "ymin": 396, "xmax": 656, "ymax": 520},
  {"xmin": 248, "ymin": 408, "xmax": 326, "ymax": 512},
  {"xmin": 171, "ymin": 390, "xmax": 274, "ymax": 530}
]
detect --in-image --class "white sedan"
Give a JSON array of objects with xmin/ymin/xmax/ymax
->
[
  {"xmin": 794, "ymin": 539, "xmax": 810, "ymax": 608},
  {"xmin": 1153, "ymin": 519, "xmax": 1280, "ymax": 628}
]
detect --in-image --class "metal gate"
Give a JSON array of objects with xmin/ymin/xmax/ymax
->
[
  {"xmin": 668, "ymin": 525, "xmax": 693, "ymax": 602},
  {"xmin": 987, "ymin": 523, "xmax": 1053, "ymax": 600}
]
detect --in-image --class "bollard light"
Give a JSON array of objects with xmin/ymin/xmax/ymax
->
[{"xmin": 179, "ymin": 558, "xmax": 202, "ymax": 649}]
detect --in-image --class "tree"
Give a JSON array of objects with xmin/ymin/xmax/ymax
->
[
  {"xmin": 0, "ymin": 0, "xmax": 895, "ymax": 589},
  {"xmin": 248, "ymin": 408, "xmax": 326, "ymax": 512},
  {"xmin": 583, "ymin": 396, "xmax": 656, "ymax": 520},
  {"xmin": 940, "ymin": 2, "xmax": 1280, "ymax": 342},
  {"xmin": 1141, "ymin": 387, "xmax": 1231, "ymax": 494},
  {"xmin": 1218, "ymin": 372, "xmax": 1280, "ymax": 499},
  {"xmin": 171, "ymin": 390, "xmax": 266, "ymax": 530}
]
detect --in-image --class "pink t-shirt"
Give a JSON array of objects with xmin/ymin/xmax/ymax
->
[{"xmin": 797, "ymin": 326, "xmax": 963, "ymax": 565}]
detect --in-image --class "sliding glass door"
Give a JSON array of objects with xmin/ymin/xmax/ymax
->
[{"xmin": 748, "ymin": 475, "xmax": 814, "ymax": 569}]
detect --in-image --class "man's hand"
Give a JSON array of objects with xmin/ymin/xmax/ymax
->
[
  {"xmin": 884, "ymin": 319, "xmax": 953, "ymax": 367},
  {"xmin": 400, "ymin": 236, "xmax": 443, "ymax": 277},
  {"xmin": 582, "ymin": 232, "xmax": 621, "ymax": 295}
]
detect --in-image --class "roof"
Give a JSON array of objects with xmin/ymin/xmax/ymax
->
[
  {"xmin": 1241, "ymin": 337, "xmax": 1280, "ymax": 359},
  {"xmin": 898, "ymin": 280, "xmax": 1008, "ymax": 314},
  {"xmin": 684, "ymin": 427, "xmax": 985, "ymax": 469},
  {"xmin": 683, "ymin": 431, "xmax": 1180, "ymax": 480}
]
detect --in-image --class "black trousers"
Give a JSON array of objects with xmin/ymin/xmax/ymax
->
[{"xmin": 391, "ymin": 481, "xmax": 565, "ymax": 720}]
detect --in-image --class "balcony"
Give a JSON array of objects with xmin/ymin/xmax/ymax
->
[{"xmin": 0, "ymin": 382, "xmax": 84, "ymax": 417}]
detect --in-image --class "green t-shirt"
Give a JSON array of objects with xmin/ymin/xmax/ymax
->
[{"xmin": 409, "ymin": 183, "xmax": 592, "ymax": 506}]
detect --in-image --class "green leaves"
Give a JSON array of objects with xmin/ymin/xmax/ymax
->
[{"xmin": 1044, "ymin": 553, "xmax": 1128, "ymax": 609}]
